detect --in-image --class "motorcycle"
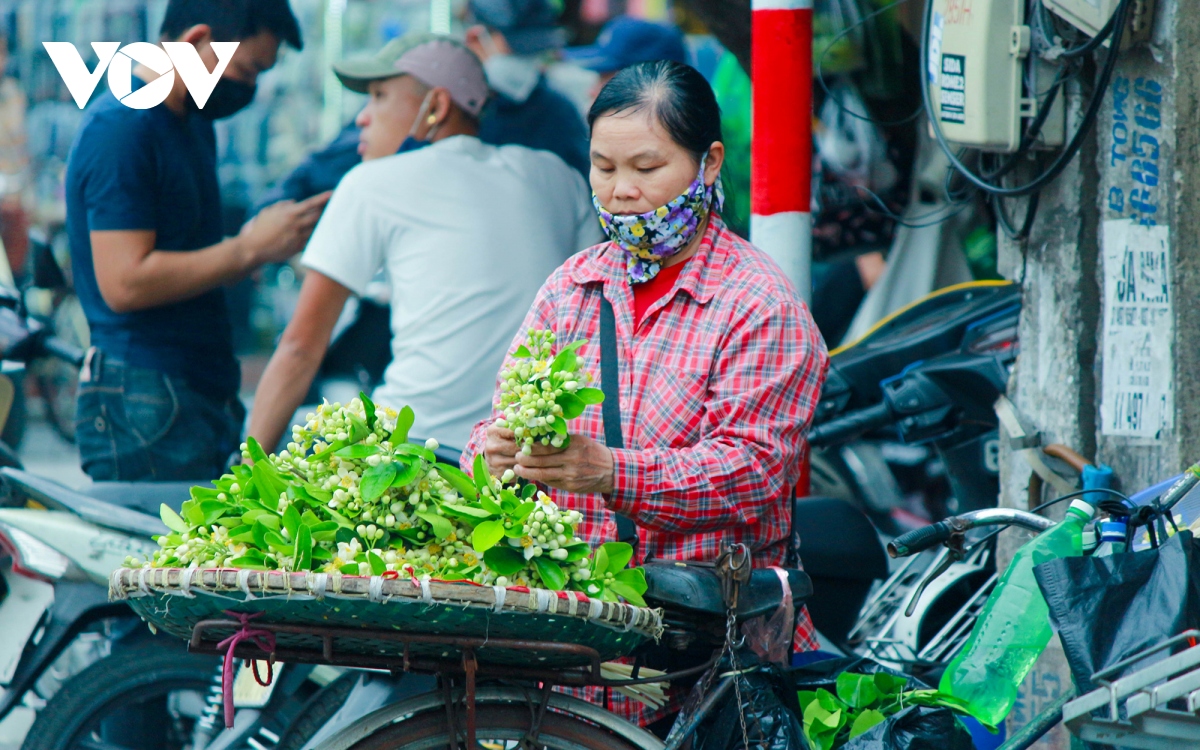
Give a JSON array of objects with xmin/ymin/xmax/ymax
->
[{"xmin": 807, "ymin": 280, "xmax": 1028, "ymax": 679}]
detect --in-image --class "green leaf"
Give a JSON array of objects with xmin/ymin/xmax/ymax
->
[
  {"xmin": 283, "ymin": 504, "xmax": 302, "ymax": 538},
  {"xmin": 849, "ymin": 709, "xmax": 887, "ymax": 740},
  {"xmin": 416, "ymin": 510, "xmax": 453, "ymax": 540},
  {"xmin": 521, "ymin": 483, "xmax": 538, "ymax": 500},
  {"xmin": 361, "ymin": 462, "xmax": 398, "ymax": 503},
  {"xmin": 563, "ymin": 542, "xmax": 591, "ymax": 562},
  {"xmin": 873, "ymin": 672, "xmax": 908, "ymax": 696},
  {"xmin": 479, "ymin": 491, "xmax": 504, "ymax": 515},
  {"xmin": 390, "ymin": 406, "xmax": 415, "ymax": 444},
  {"xmin": 264, "ymin": 531, "xmax": 292, "ymax": 554},
  {"xmin": 606, "ymin": 580, "xmax": 646, "ymax": 606},
  {"xmin": 550, "ymin": 416, "xmax": 568, "ymax": 436},
  {"xmin": 292, "ymin": 524, "xmax": 312, "ymax": 571},
  {"xmin": 199, "ymin": 500, "xmax": 231, "ymax": 525},
  {"xmin": 442, "ymin": 504, "xmax": 494, "ymax": 522},
  {"xmin": 512, "ymin": 501, "xmax": 536, "ymax": 522},
  {"xmin": 251, "ymin": 462, "xmax": 288, "ymax": 507},
  {"xmin": 252, "ymin": 522, "xmax": 269, "ymax": 549},
  {"xmin": 229, "ymin": 555, "xmax": 269, "ymax": 570},
  {"xmin": 367, "ymin": 551, "xmax": 387, "ymax": 576},
  {"xmin": 483, "ymin": 546, "xmax": 526, "ymax": 576},
  {"xmin": 513, "ymin": 344, "xmax": 533, "ymax": 358},
  {"xmin": 160, "ymin": 504, "xmax": 188, "ymax": 533},
  {"xmin": 614, "ymin": 567, "xmax": 647, "ymax": 594},
  {"xmin": 257, "ymin": 514, "xmax": 281, "ymax": 530},
  {"xmin": 435, "ymin": 464, "xmax": 479, "ymax": 500},
  {"xmin": 798, "ymin": 692, "xmax": 819, "ymax": 716},
  {"xmin": 593, "ymin": 546, "xmax": 609, "ymax": 576},
  {"xmin": 340, "ymin": 563, "xmax": 360, "ymax": 575},
  {"xmin": 558, "ymin": 393, "xmax": 586, "ymax": 420},
  {"xmin": 473, "ymin": 454, "xmax": 491, "ymax": 494},
  {"xmin": 245, "ymin": 436, "xmax": 269, "ymax": 464},
  {"xmin": 533, "ymin": 556, "xmax": 568, "ymax": 590},
  {"xmin": 837, "ymin": 672, "xmax": 881, "ymax": 709},
  {"xmin": 391, "ymin": 459, "xmax": 423, "ymax": 488},
  {"xmin": 600, "ymin": 542, "xmax": 633, "ymax": 572},
  {"xmin": 304, "ymin": 485, "xmax": 333, "ymax": 502},
  {"xmin": 360, "ymin": 391, "xmax": 377, "ymax": 429},
  {"xmin": 229, "ymin": 525, "xmax": 256, "ymax": 543},
  {"xmin": 348, "ymin": 416, "xmax": 370, "ymax": 444},
  {"xmin": 301, "ymin": 510, "xmax": 321, "ymax": 526},
  {"xmin": 396, "ymin": 443, "xmax": 437, "ymax": 463},
  {"xmin": 550, "ymin": 347, "xmax": 577, "ymax": 374},
  {"xmin": 575, "ymin": 387, "xmax": 605, "ymax": 405},
  {"xmin": 311, "ymin": 522, "xmax": 339, "ymax": 542},
  {"xmin": 325, "ymin": 507, "xmax": 353, "ymax": 528},
  {"xmin": 312, "ymin": 546, "xmax": 333, "ymax": 561},
  {"xmin": 181, "ymin": 500, "xmax": 204, "ymax": 527},
  {"xmin": 816, "ymin": 688, "xmax": 848, "ymax": 714},
  {"xmin": 190, "ymin": 486, "xmax": 221, "ymax": 501},
  {"xmin": 335, "ymin": 445, "xmax": 380, "ymax": 459},
  {"xmin": 213, "ymin": 517, "xmax": 242, "ymax": 528},
  {"xmin": 472, "ymin": 519, "xmax": 505, "ymax": 553}
]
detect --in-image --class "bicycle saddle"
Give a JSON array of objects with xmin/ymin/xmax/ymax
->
[{"xmin": 643, "ymin": 561, "xmax": 812, "ymax": 619}]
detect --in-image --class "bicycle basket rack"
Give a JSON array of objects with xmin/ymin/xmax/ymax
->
[{"xmin": 1063, "ymin": 629, "xmax": 1200, "ymax": 749}]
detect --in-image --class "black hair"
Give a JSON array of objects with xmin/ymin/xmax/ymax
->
[
  {"xmin": 587, "ymin": 60, "xmax": 722, "ymax": 161},
  {"xmin": 161, "ymin": 0, "xmax": 303, "ymax": 50}
]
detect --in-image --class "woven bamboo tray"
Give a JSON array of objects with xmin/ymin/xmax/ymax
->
[{"xmin": 110, "ymin": 568, "xmax": 662, "ymax": 668}]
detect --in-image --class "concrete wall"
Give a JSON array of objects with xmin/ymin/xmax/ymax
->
[{"xmin": 996, "ymin": 0, "xmax": 1190, "ymax": 746}]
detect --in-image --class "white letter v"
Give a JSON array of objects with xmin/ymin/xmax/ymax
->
[{"xmin": 43, "ymin": 42, "xmax": 120, "ymax": 109}]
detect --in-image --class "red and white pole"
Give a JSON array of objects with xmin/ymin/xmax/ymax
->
[{"xmin": 750, "ymin": 0, "xmax": 813, "ymax": 304}]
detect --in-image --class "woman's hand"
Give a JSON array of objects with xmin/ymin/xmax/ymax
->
[
  {"xmin": 514, "ymin": 435, "xmax": 614, "ymax": 495},
  {"xmin": 483, "ymin": 420, "xmax": 521, "ymax": 477}
]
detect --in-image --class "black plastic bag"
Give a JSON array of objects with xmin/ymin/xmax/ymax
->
[
  {"xmin": 1034, "ymin": 530, "xmax": 1200, "ymax": 691},
  {"xmin": 672, "ymin": 648, "xmax": 810, "ymax": 750},
  {"xmin": 788, "ymin": 657, "xmax": 975, "ymax": 750}
]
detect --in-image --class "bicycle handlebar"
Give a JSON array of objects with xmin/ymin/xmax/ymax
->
[
  {"xmin": 888, "ymin": 508, "xmax": 1055, "ymax": 558},
  {"xmin": 809, "ymin": 402, "xmax": 893, "ymax": 447}
]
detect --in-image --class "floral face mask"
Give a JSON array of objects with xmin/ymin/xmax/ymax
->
[{"xmin": 593, "ymin": 156, "xmax": 724, "ymax": 284}]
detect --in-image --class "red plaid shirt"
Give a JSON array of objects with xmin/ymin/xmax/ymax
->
[{"xmin": 464, "ymin": 217, "xmax": 828, "ymax": 723}]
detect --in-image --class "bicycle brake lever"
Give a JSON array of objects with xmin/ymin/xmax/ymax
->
[{"xmin": 904, "ymin": 534, "xmax": 967, "ymax": 617}]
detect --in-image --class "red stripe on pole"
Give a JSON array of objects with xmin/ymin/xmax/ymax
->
[{"xmin": 751, "ymin": 7, "xmax": 813, "ymax": 217}]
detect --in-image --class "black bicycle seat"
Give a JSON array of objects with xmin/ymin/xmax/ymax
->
[
  {"xmin": 0, "ymin": 468, "xmax": 165, "ymax": 538},
  {"xmin": 643, "ymin": 561, "xmax": 812, "ymax": 619}
]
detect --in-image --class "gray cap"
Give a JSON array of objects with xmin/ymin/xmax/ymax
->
[{"xmin": 333, "ymin": 33, "xmax": 489, "ymax": 117}]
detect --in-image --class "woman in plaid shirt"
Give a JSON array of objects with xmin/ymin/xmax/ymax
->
[{"xmin": 465, "ymin": 61, "xmax": 829, "ymax": 729}]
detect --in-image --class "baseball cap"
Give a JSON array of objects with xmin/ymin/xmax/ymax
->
[
  {"xmin": 563, "ymin": 17, "xmax": 687, "ymax": 73},
  {"xmin": 468, "ymin": 0, "xmax": 567, "ymax": 55},
  {"xmin": 333, "ymin": 33, "xmax": 489, "ymax": 117}
]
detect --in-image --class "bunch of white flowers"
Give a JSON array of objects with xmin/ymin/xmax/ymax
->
[{"xmin": 495, "ymin": 330, "xmax": 604, "ymax": 454}]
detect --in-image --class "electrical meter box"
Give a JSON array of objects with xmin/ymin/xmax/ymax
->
[
  {"xmin": 928, "ymin": 0, "xmax": 1064, "ymax": 152},
  {"xmin": 1042, "ymin": 0, "xmax": 1156, "ymax": 44}
]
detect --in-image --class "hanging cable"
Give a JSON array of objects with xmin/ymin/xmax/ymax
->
[{"xmin": 919, "ymin": 0, "xmax": 1132, "ymax": 196}]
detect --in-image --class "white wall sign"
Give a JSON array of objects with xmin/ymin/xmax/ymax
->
[{"xmin": 1100, "ymin": 220, "xmax": 1173, "ymax": 439}]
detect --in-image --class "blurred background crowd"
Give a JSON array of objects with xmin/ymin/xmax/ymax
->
[{"xmin": 0, "ymin": 0, "xmax": 1000, "ymax": 485}]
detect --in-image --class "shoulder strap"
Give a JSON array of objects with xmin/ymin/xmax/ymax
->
[{"xmin": 599, "ymin": 293, "xmax": 639, "ymax": 548}]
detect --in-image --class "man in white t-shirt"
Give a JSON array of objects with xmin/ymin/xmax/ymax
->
[{"xmin": 247, "ymin": 34, "xmax": 600, "ymax": 450}]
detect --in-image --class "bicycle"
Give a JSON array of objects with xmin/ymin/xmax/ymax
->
[{"xmin": 887, "ymin": 460, "xmax": 1200, "ymax": 750}]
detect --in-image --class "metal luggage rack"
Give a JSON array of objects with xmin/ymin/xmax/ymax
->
[
  {"xmin": 1063, "ymin": 629, "xmax": 1200, "ymax": 748},
  {"xmin": 189, "ymin": 618, "xmax": 715, "ymax": 748}
]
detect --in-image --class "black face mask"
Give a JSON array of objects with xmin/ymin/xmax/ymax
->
[{"xmin": 190, "ymin": 77, "xmax": 257, "ymax": 120}]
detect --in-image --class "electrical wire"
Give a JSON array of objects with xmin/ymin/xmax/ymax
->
[
  {"xmin": 815, "ymin": 0, "xmax": 923, "ymax": 127},
  {"xmin": 919, "ymin": 0, "xmax": 1133, "ymax": 196}
]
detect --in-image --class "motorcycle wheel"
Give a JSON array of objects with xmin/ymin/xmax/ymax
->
[
  {"xmin": 19, "ymin": 643, "xmax": 218, "ymax": 750},
  {"xmin": 275, "ymin": 672, "xmax": 358, "ymax": 750},
  {"xmin": 347, "ymin": 705, "xmax": 648, "ymax": 750}
]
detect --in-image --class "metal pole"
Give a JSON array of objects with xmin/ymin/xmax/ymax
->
[{"xmin": 750, "ymin": 0, "xmax": 813, "ymax": 303}]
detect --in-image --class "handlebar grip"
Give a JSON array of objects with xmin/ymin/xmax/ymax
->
[
  {"xmin": 40, "ymin": 337, "xmax": 85, "ymax": 369},
  {"xmin": 809, "ymin": 402, "xmax": 894, "ymax": 447},
  {"xmin": 888, "ymin": 521, "xmax": 952, "ymax": 558}
]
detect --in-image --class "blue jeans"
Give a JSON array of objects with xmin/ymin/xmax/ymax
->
[{"xmin": 75, "ymin": 351, "xmax": 245, "ymax": 481}]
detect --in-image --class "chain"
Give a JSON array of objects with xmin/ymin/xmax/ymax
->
[{"xmin": 725, "ymin": 609, "xmax": 753, "ymax": 750}]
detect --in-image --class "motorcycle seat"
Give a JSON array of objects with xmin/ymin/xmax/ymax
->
[
  {"xmin": 82, "ymin": 481, "xmax": 194, "ymax": 517},
  {"xmin": 643, "ymin": 561, "xmax": 812, "ymax": 619},
  {"xmin": 0, "ymin": 468, "xmax": 165, "ymax": 538}
]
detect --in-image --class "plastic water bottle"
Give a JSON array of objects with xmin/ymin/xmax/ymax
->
[
  {"xmin": 1094, "ymin": 518, "xmax": 1128, "ymax": 556},
  {"xmin": 940, "ymin": 499, "xmax": 1096, "ymax": 726}
]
